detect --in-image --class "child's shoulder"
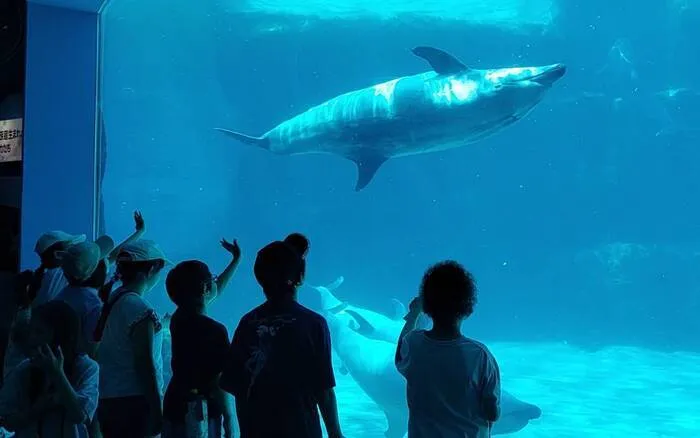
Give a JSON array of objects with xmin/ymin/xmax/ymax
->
[
  {"xmin": 413, "ymin": 331, "xmax": 493, "ymax": 355},
  {"xmin": 72, "ymin": 354, "xmax": 100, "ymax": 384},
  {"xmin": 460, "ymin": 335, "xmax": 490, "ymax": 350},
  {"xmin": 76, "ymin": 353, "xmax": 99, "ymax": 371}
]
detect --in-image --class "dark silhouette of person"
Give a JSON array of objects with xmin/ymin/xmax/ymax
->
[{"xmin": 220, "ymin": 240, "xmax": 343, "ymax": 438}]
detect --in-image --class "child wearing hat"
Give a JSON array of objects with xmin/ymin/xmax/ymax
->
[
  {"xmin": 54, "ymin": 236, "xmax": 115, "ymax": 358},
  {"xmin": 4, "ymin": 231, "xmax": 86, "ymax": 381},
  {"xmin": 96, "ymin": 239, "xmax": 170, "ymax": 438}
]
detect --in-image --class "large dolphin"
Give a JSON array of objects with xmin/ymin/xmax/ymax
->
[
  {"xmin": 323, "ymin": 309, "xmax": 542, "ymax": 437},
  {"xmin": 307, "ymin": 277, "xmax": 430, "ymax": 344},
  {"xmin": 216, "ymin": 46, "xmax": 566, "ymax": 191}
]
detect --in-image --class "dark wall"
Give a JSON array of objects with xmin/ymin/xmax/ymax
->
[
  {"xmin": 0, "ymin": 0, "xmax": 26, "ymax": 102},
  {"xmin": 0, "ymin": 0, "xmax": 25, "ymax": 272}
]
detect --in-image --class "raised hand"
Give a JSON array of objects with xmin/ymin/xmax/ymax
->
[
  {"xmin": 31, "ymin": 344, "xmax": 64, "ymax": 375},
  {"xmin": 221, "ymin": 238, "xmax": 241, "ymax": 260},
  {"xmin": 407, "ymin": 296, "xmax": 423, "ymax": 317},
  {"xmin": 134, "ymin": 210, "xmax": 145, "ymax": 232}
]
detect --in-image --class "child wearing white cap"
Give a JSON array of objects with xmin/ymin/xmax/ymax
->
[
  {"xmin": 29, "ymin": 230, "xmax": 87, "ymax": 307},
  {"xmin": 53, "ymin": 236, "xmax": 115, "ymax": 359},
  {"xmin": 5, "ymin": 212, "xmax": 146, "ymax": 383},
  {"xmin": 3, "ymin": 231, "xmax": 86, "ymax": 382},
  {"xmin": 96, "ymin": 239, "xmax": 170, "ymax": 438}
]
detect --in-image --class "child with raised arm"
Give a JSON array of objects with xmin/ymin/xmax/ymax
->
[
  {"xmin": 162, "ymin": 238, "xmax": 241, "ymax": 438},
  {"xmin": 396, "ymin": 261, "xmax": 501, "ymax": 438}
]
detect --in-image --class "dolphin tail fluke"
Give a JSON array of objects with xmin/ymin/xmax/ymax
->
[
  {"xmin": 351, "ymin": 153, "xmax": 388, "ymax": 191},
  {"xmin": 215, "ymin": 128, "xmax": 270, "ymax": 150}
]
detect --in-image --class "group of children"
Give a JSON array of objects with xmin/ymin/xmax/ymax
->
[{"xmin": 0, "ymin": 210, "xmax": 502, "ymax": 438}]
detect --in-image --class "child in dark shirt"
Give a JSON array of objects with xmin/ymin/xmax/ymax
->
[
  {"xmin": 162, "ymin": 239, "xmax": 241, "ymax": 438},
  {"xmin": 221, "ymin": 240, "xmax": 343, "ymax": 438}
]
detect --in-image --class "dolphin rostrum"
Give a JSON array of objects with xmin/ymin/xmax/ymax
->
[
  {"xmin": 306, "ymin": 278, "xmax": 430, "ymax": 344},
  {"xmin": 217, "ymin": 46, "xmax": 566, "ymax": 191}
]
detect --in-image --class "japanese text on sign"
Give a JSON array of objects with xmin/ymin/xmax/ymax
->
[{"xmin": 0, "ymin": 118, "xmax": 23, "ymax": 163}]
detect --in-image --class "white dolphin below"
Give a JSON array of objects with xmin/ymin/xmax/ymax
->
[{"xmin": 308, "ymin": 279, "xmax": 542, "ymax": 437}]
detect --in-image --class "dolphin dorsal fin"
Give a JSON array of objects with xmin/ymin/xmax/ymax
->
[
  {"xmin": 327, "ymin": 276, "xmax": 345, "ymax": 292},
  {"xmin": 390, "ymin": 298, "xmax": 407, "ymax": 320},
  {"xmin": 412, "ymin": 46, "xmax": 469, "ymax": 75}
]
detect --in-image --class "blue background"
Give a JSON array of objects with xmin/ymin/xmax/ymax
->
[{"xmin": 100, "ymin": 0, "xmax": 700, "ymax": 354}]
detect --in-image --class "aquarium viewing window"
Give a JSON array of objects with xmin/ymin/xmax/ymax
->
[
  {"xmin": 18, "ymin": 0, "xmax": 700, "ymax": 436},
  {"xmin": 0, "ymin": 118, "xmax": 22, "ymax": 163}
]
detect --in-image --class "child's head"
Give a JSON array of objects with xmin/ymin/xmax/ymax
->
[
  {"xmin": 420, "ymin": 260, "xmax": 477, "ymax": 325},
  {"xmin": 115, "ymin": 240, "xmax": 169, "ymax": 293},
  {"xmin": 166, "ymin": 260, "xmax": 216, "ymax": 310},
  {"xmin": 34, "ymin": 231, "xmax": 86, "ymax": 268},
  {"xmin": 26, "ymin": 301, "xmax": 80, "ymax": 359},
  {"xmin": 254, "ymin": 240, "xmax": 305, "ymax": 301},
  {"xmin": 58, "ymin": 236, "xmax": 114, "ymax": 289},
  {"xmin": 283, "ymin": 233, "xmax": 310, "ymax": 259}
]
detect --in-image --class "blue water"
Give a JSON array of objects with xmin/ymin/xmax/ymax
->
[{"xmin": 99, "ymin": 0, "xmax": 700, "ymax": 436}]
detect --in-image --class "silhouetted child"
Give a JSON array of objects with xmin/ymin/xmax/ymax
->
[
  {"xmin": 221, "ymin": 240, "xmax": 343, "ymax": 438},
  {"xmin": 28, "ymin": 231, "xmax": 87, "ymax": 308},
  {"xmin": 54, "ymin": 236, "xmax": 114, "ymax": 359},
  {"xmin": 162, "ymin": 238, "xmax": 241, "ymax": 438},
  {"xmin": 395, "ymin": 261, "xmax": 501, "ymax": 438},
  {"xmin": 4, "ymin": 231, "xmax": 86, "ymax": 381},
  {"xmin": 0, "ymin": 300, "xmax": 99, "ymax": 437}
]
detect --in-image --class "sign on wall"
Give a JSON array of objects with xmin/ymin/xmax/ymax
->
[{"xmin": 0, "ymin": 118, "xmax": 22, "ymax": 163}]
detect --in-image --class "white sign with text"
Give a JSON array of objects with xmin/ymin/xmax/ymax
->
[{"xmin": 0, "ymin": 118, "xmax": 23, "ymax": 163}]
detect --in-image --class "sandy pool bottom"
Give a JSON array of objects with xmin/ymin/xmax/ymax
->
[{"xmin": 332, "ymin": 342, "xmax": 700, "ymax": 437}]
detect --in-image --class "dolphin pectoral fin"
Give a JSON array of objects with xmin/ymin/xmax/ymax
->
[
  {"xmin": 390, "ymin": 298, "xmax": 407, "ymax": 320},
  {"xmin": 328, "ymin": 302, "xmax": 349, "ymax": 314},
  {"xmin": 345, "ymin": 309, "xmax": 375, "ymax": 336},
  {"xmin": 352, "ymin": 153, "xmax": 387, "ymax": 191},
  {"xmin": 215, "ymin": 128, "xmax": 270, "ymax": 150},
  {"xmin": 411, "ymin": 46, "xmax": 469, "ymax": 75}
]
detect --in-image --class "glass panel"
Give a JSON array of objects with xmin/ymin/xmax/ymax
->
[{"xmin": 100, "ymin": 0, "xmax": 700, "ymax": 436}]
